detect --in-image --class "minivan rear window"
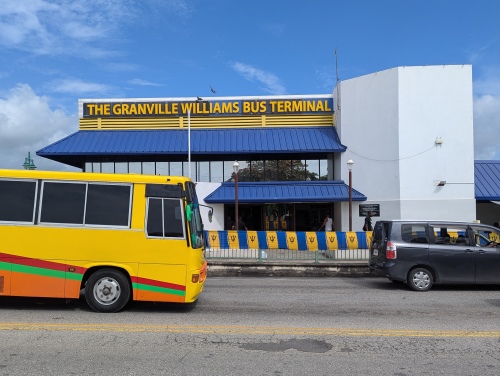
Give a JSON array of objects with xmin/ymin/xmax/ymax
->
[
  {"xmin": 372, "ymin": 222, "xmax": 386, "ymax": 242},
  {"xmin": 401, "ymin": 224, "xmax": 428, "ymax": 244}
]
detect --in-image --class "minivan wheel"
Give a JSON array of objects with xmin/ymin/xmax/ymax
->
[{"xmin": 407, "ymin": 267, "xmax": 433, "ymax": 291}]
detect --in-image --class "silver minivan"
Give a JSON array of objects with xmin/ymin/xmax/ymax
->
[{"xmin": 368, "ymin": 220, "xmax": 500, "ymax": 291}]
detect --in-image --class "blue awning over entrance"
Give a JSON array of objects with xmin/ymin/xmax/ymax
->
[
  {"xmin": 37, "ymin": 127, "xmax": 346, "ymax": 168},
  {"xmin": 204, "ymin": 181, "xmax": 367, "ymax": 204},
  {"xmin": 475, "ymin": 160, "xmax": 500, "ymax": 200}
]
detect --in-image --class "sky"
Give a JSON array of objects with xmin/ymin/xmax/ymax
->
[{"xmin": 1, "ymin": 0, "xmax": 500, "ymax": 171}]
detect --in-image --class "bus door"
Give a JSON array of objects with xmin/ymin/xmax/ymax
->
[{"xmin": 136, "ymin": 185, "xmax": 188, "ymax": 303}]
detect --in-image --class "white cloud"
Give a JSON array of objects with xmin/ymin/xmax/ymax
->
[
  {"xmin": 473, "ymin": 94, "xmax": 500, "ymax": 160},
  {"xmin": 473, "ymin": 67, "xmax": 500, "ymax": 96},
  {"xmin": 0, "ymin": 0, "xmax": 106, "ymax": 55},
  {"xmin": 0, "ymin": 84, "xmax": 78, "ymax": 171},
  {"xmin": 315, "ymin": 68, "xmax": 336, "ymax": 93},
  {"xmin": 230, "ymin": 62, "xmax": 286, "ymax": 95},
  {"xmin": 0, "ymin": 0, "xmax": 192, "ymax": 56},
  {"xmin": 128, "ymin": 79, "xmax": 162, "ymax": 87},
  {"xmin": 46, "ymin": 78, "xmax": 115, "ymax": 95},
  {"xmin": 467, "ymin": 37, "xmax": 500, "ymax": 65},
  {"xmin": 103, "ymin": 62, "xmax": 138, "ymax": 72},
  {"xmin": 265, "ymin": 23, "xmax": 285, "ymax": 36}
]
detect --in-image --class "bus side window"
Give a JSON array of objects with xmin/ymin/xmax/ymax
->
[
  {"xmin": 163, "ymin": 200, "xmax": 184, "ymax": 238},
  {"xmin": 146, "ymin": 198, "xmax": 163, "ymax": 237},
  {"xmin": 146, "ymin": 198, "xmax": 184, "ymax": 238}
]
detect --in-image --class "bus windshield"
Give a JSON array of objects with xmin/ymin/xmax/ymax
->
[{"xmin": 185, "ymin": 182, "xmax": 205, "ymax": 248}]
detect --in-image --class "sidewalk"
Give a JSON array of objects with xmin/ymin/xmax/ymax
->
[{"xmin": 207, "ymin": 259, "xmax": 370, "ymax": 277}]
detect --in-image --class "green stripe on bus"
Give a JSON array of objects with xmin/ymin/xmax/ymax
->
[
  {"xmin": 11, "ymin": 264, "xmax": 66, "ymax": 279},
  {"xmin": 1, "ymin": 262, "xmax": 82, "ymax": 281},
  {"xmin": 65, "ymin": 273, "xmax": 83, "ymax": 281},
  {"xmin": 132, "ymin": 282, "xmax": 186, "ymax": 297}
]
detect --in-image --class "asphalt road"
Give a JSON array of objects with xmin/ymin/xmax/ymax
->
[{"xmin": 1, "ymin": 276, "xmax": 500, "ymax": 375}]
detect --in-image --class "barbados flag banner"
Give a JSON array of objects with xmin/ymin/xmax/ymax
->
[
  {"xmin": 207, "ymin": 231, "xmax": 220, "ymax": 249},
  {"xmin": 355, "ymin": 231, "xmax": 369, "ymax": 249},
  {"xmin": 305, "ymin": 232, "xmax": 318, "ymax": 251},
  {"xmin": 296, "ymin": 232, "xmax": 308, "ymax": 250},
  {"xmin": 286, "ymin": 232, "xmax": 299, "ymax": 250},
  {"xmin": 316, "ymin": 232, "xmax": 327, "ymax": 251},
  {"xmin": 326, "ymin": 231, "xmax": 338, "ymax": 250},
  {"xmin": 247, "ymin": 231, "xmax": 259, "ymax": 249},
  {"xmin": 345, "ymin": 231, "xmax": 359, "ymax": 249},
  {"xmin": 365, "ymin": 231, "xmax": 373, "ymax": 248},
  {"xmin": 266, "ymin": 231, "xmax": 279, "ymax": 249},
  {"xmin": 227, "ymin": 230, "xmax": 239, "ymax": 249}
]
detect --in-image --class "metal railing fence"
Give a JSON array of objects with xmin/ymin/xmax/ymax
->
[{"xmin": 204, "ymin": 230, "xmax": 372, "ymax": 263}]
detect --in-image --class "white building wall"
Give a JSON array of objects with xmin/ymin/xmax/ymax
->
[
  {"xmin": 335, "ymin": 65, "xmax": 475, "ymax": 231},
  {"xmin": 195, "ymin": 182, "xmax": 223, "ymax": 231}
]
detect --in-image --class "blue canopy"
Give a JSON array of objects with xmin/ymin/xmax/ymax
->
[
  {"xmin": 37, "ymin": 127, "xmax": 346, "ymax": 168},
  {"xmin": 475, "ymin": 160, "xmax": 500, "ymax": 200},
  {"xmin": 204, "ymin": 181, "xmax": 366, "ymax": 203}
]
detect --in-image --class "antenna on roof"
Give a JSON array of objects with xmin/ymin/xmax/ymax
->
[{"xmin": 334, "ymin": 49, "xmax": 341, "ymax": 111}]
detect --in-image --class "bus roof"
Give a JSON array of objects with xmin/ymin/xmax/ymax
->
[{"xmin": 0, "ymin": 169, "xmax": 192, "ymax": 185}]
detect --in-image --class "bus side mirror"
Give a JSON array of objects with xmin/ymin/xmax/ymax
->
[
  {"xmin": 186, "ymin": 204, "xmax": 193, "ymax": 222},
  {"xmin": 208, "ymin": 209, "xmax": 213, "ymax": 223}
]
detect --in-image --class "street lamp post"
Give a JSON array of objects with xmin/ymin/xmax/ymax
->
[
  {"xmin": 347, "ymin": 159, "xmax": 354, "ymax": 231},
  {"xmin": 187, "ymin": 109, "xmax": 191, "ymax": 179},
  {"xmin": 233, "ymin": 161, "xmax": 239, "ymax": 231},
  {"xmin": 188, "ymin": 98, "xmax": 203, "ymax": 181}
]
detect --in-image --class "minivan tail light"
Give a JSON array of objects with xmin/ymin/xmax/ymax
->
[{"xmin": 386, "ymin": 241, "xmax": 397, "ymax": 259}]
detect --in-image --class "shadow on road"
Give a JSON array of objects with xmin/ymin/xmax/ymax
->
[
  {"xmin": 0, "ymin": 295, "xmax": 199, "ymax": 313},
  {"xmin": 365, "ymin": 278, "xmax": 500, "ymax": 292}
]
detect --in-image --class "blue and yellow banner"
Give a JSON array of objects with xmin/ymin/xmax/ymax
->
[
  {"xmin": 305, "ymin": 232, "xmax": 318, "ymax": 251},
  {"xmin": 286, "ymin": 232, "xmax": 299, "ymax": 250},
  {"xmin": 247, "ymin": 231, "xmax": 259, "ymax": 249},
  {"xmin": 325, "ymin": 232, "xmax": 339, "ymax": 250},
  {"xmin": 266, "ymin": 231, "xmax": 279, "ymax": 249},
  {"xmin": 205, "ymin": 230, "xmax": 372, "ymax": 251},
  {"xmin": 345, "ymin": 231, "xmax": 359, "ymax": 249}
]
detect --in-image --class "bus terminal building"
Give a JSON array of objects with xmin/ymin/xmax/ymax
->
[{"xmin": 37, "ymin": 65, "xmax": 500, "ymax": 231}]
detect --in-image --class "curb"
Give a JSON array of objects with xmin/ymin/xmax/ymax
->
[{"xmin": 207, "ymin": 260, "xmax": 370, "ymax": 277}]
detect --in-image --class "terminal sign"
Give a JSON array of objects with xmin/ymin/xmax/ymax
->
[{"xmin": 83, "ymin": 98, "xmax": 333, "ymax": 118}]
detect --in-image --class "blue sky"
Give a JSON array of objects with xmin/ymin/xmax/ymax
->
[{"xmin": 1, "ymin": 0, "xmax": 499, "ymax": 170}]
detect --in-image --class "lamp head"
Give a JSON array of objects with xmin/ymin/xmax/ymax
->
[{"xmin": 233, "ymin": 160, "xmax": 239, "ymax": 173}]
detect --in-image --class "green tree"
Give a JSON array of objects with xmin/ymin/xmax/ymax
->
[{"xmin": 230, "ymin": 160, "xmax": 319, "ymax": 182}]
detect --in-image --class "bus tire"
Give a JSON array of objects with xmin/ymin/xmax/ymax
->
[{"xmin": 85, "ymin": 269, "xmax": 131, "ymax": 313}]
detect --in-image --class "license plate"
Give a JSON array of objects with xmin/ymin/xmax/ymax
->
[{"xmin": 373, "ymin": 249, "xmax": 379, "ymax": 256}]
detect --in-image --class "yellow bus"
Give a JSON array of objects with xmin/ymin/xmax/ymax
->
[{"xmin": 0, "ymin": 169, "xmax": 211, "ymax": 313}]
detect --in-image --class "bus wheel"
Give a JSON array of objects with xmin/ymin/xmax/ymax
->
[{"xmin": 85, "ymin": 269, "xmax": 131, "ymax": 313}]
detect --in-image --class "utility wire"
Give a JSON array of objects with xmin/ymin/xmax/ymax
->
[{"xmin": 347, "ymin": 144, "xmax": 438, "ymax": 162}]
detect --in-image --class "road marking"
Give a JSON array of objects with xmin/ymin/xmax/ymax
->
[{"xmin": 0, "ymin": 322, "xmax": 499, "ymax": 338}]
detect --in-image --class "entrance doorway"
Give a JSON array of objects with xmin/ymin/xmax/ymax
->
[
  {"xmin": 225, "ymin": 203, "xmax": 333, "ymax": 231},
  {"xmin": 224, "ymin": 205, "xmax": 262, "ymax": 231}
]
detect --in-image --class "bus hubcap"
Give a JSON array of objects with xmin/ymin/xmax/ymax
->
[{"xmin": 93, "ymin": 277, "xmax": 121, "ymax": 305}]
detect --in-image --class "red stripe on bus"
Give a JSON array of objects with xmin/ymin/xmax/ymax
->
[
  {"xmin": 131, "ymin": 276, "xmax": 186, "ymax": 292},
  {"xmin": 0, "ymin": 253, "xmax": 86, "ymax": 274}
]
